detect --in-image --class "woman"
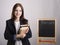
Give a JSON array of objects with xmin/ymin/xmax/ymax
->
[{"xmin": 4, "ymin": 3, "xmax": 32, "ymax": 45}]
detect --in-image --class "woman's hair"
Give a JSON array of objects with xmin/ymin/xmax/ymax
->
[{"xmin": 11, "ymin": 3, "xmax": 24, "ymax": 20}]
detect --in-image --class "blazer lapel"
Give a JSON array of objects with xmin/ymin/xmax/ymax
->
[{"xmin": 11, "ymin": 20, "xmax": 16, "ymax": 34}]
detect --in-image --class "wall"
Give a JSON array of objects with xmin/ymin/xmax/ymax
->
[{"xmin": 0, "ymin": 0, "xmax": 60, "ymax": 45}]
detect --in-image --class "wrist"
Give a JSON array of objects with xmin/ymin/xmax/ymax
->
[{"xmin": 16, "ymin": 34, "xmax": 21, "ymax": 38}]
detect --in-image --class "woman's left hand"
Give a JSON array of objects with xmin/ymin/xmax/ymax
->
[{"xmin": 20, "ymin": 27, "xmax": 29, "ymax": 34}]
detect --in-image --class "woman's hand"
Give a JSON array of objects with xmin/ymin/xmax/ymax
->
[
  {"xmin": 20, "ymin": 27, "xmax": 29, "ymax": 33},
  {"xmin": 16, "ymin": 27, "xmax": 29, "ymax": 38},
  {"xmin": 16, "ymin": 33, "xmax": 26, "ymax": 38}
]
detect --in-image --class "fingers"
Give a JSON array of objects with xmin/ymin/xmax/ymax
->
[
  {"xmin": 25, "ymin": 28, "xmax": 29, "ymax": 33},
  {"xmin": 17, "ymin": 26, "xmax": 29, "ymax": 38},
  {"xmin": 20, "ymin": 27, "xmax": 29, "ymax": 33},
  {"xmin": 19, "ymin": 33, "xmax": 26, "ymax": 38}
]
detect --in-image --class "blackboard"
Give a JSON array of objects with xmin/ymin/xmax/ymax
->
[{"xmin": 38, "ymin": 20, "xmax": 55, "ymax": 37}]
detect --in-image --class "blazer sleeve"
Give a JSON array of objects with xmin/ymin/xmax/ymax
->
[
  {"xmin": 23, "ymin": 26, "xmax": 32, "ymax": 39},
  {"xmin": 4, "ymin": 21, "xmax": 16, "ymax": 41}
]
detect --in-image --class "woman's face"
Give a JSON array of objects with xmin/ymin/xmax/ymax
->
[{"xmin": 14, "ymin": 6, "xmax": 22, "ymax": 18}]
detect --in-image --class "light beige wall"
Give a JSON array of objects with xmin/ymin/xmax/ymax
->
[{"xmin": 0, "ymin": 0, "xmax": 60, "ymax": 45}]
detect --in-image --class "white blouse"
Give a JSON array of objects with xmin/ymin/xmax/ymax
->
[{"xmin": 14, "ymin": 21, "xmax": 22, "ymax": 45}]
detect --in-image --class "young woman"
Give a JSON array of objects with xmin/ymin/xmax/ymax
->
[{"xmin": 4, "ymin": 3, "xmax": 32, "ymax": 45}]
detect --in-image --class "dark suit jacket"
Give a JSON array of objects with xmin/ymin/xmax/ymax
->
[{"xmin": 4, "ymin": 19, "xmax": 32, "ymax": 45}]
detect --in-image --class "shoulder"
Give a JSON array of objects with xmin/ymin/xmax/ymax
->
[
  {"xmin": 6, "ymin": 19, "xmax": 12, "ymax": 23},
  {"xmin": 21, "ymin": 18, "xmax": 28, "ymax": 22},
  {"xmin": 21, "ymin": 18, "xmax": 28, "ymax": 24},
  {"xmin": 23, "ymin": 18, "xmax": 28, "ymax": 22}
]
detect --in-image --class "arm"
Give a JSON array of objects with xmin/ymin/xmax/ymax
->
[
  {"xmin": 19, "ymin": 19, "xmax": 32, "ymax": 39},
  {"xmin": 23, "ymin": 26, "xmax": 32, "ymax": 39},
  {"xmin": 4, "ymin": 21, "xmax": 16, "ymax": 41}
]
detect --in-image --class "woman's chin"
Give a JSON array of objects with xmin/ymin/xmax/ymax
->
[{"xmin": 16, "ymin": 16, "xmax": 20, "ymax": 18}]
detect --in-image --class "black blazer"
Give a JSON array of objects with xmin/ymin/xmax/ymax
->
[{"xmin": 4, "ymin": 19, "xmax": 32, "ymax": 45}]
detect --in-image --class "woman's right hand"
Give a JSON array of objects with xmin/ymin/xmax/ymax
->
[
  {"xmin": 16, "ymin": 32, "xmax": 26, "ymax": 38},
  {"xmin": 20, "ymin": 27, "xmax": 29, "ymax": 33},
  {"xmin": 16, "ymin": 27, "xmax": 29, "ymax": 38}
]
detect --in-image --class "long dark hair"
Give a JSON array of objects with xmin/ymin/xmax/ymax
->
[
  {"xmin": 11, "ymin": 3, "xmax": 28, "ymax": 24},
  {"xmin": 11, "ymin": 3, "xmax": 24, "ymax": 21}
]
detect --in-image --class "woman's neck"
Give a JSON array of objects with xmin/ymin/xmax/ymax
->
[{"xmin": 15, "ymin": 18, "xmax": 20, "ymax": 22}]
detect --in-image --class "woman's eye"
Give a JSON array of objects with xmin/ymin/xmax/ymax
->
[
  {"xmin": 15, "ymin": 10, "xmax": 22, "ymax": 12},
  {"xmin": 19, "ymin": 10, "xmax": 22, "ymax": 12},
  {"xmin": 15, "ymin": 10, "xmax": 17, "ymax": 11}
]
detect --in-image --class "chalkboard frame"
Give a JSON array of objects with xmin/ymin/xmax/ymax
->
[{"xmin": 37, "ymin": 18, "xmax": 56, "ymax": 44}]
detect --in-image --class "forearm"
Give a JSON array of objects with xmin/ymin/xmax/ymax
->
[{"xmin": 23, "ymin": 28, "xmax": 32, "ymax": 39}]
